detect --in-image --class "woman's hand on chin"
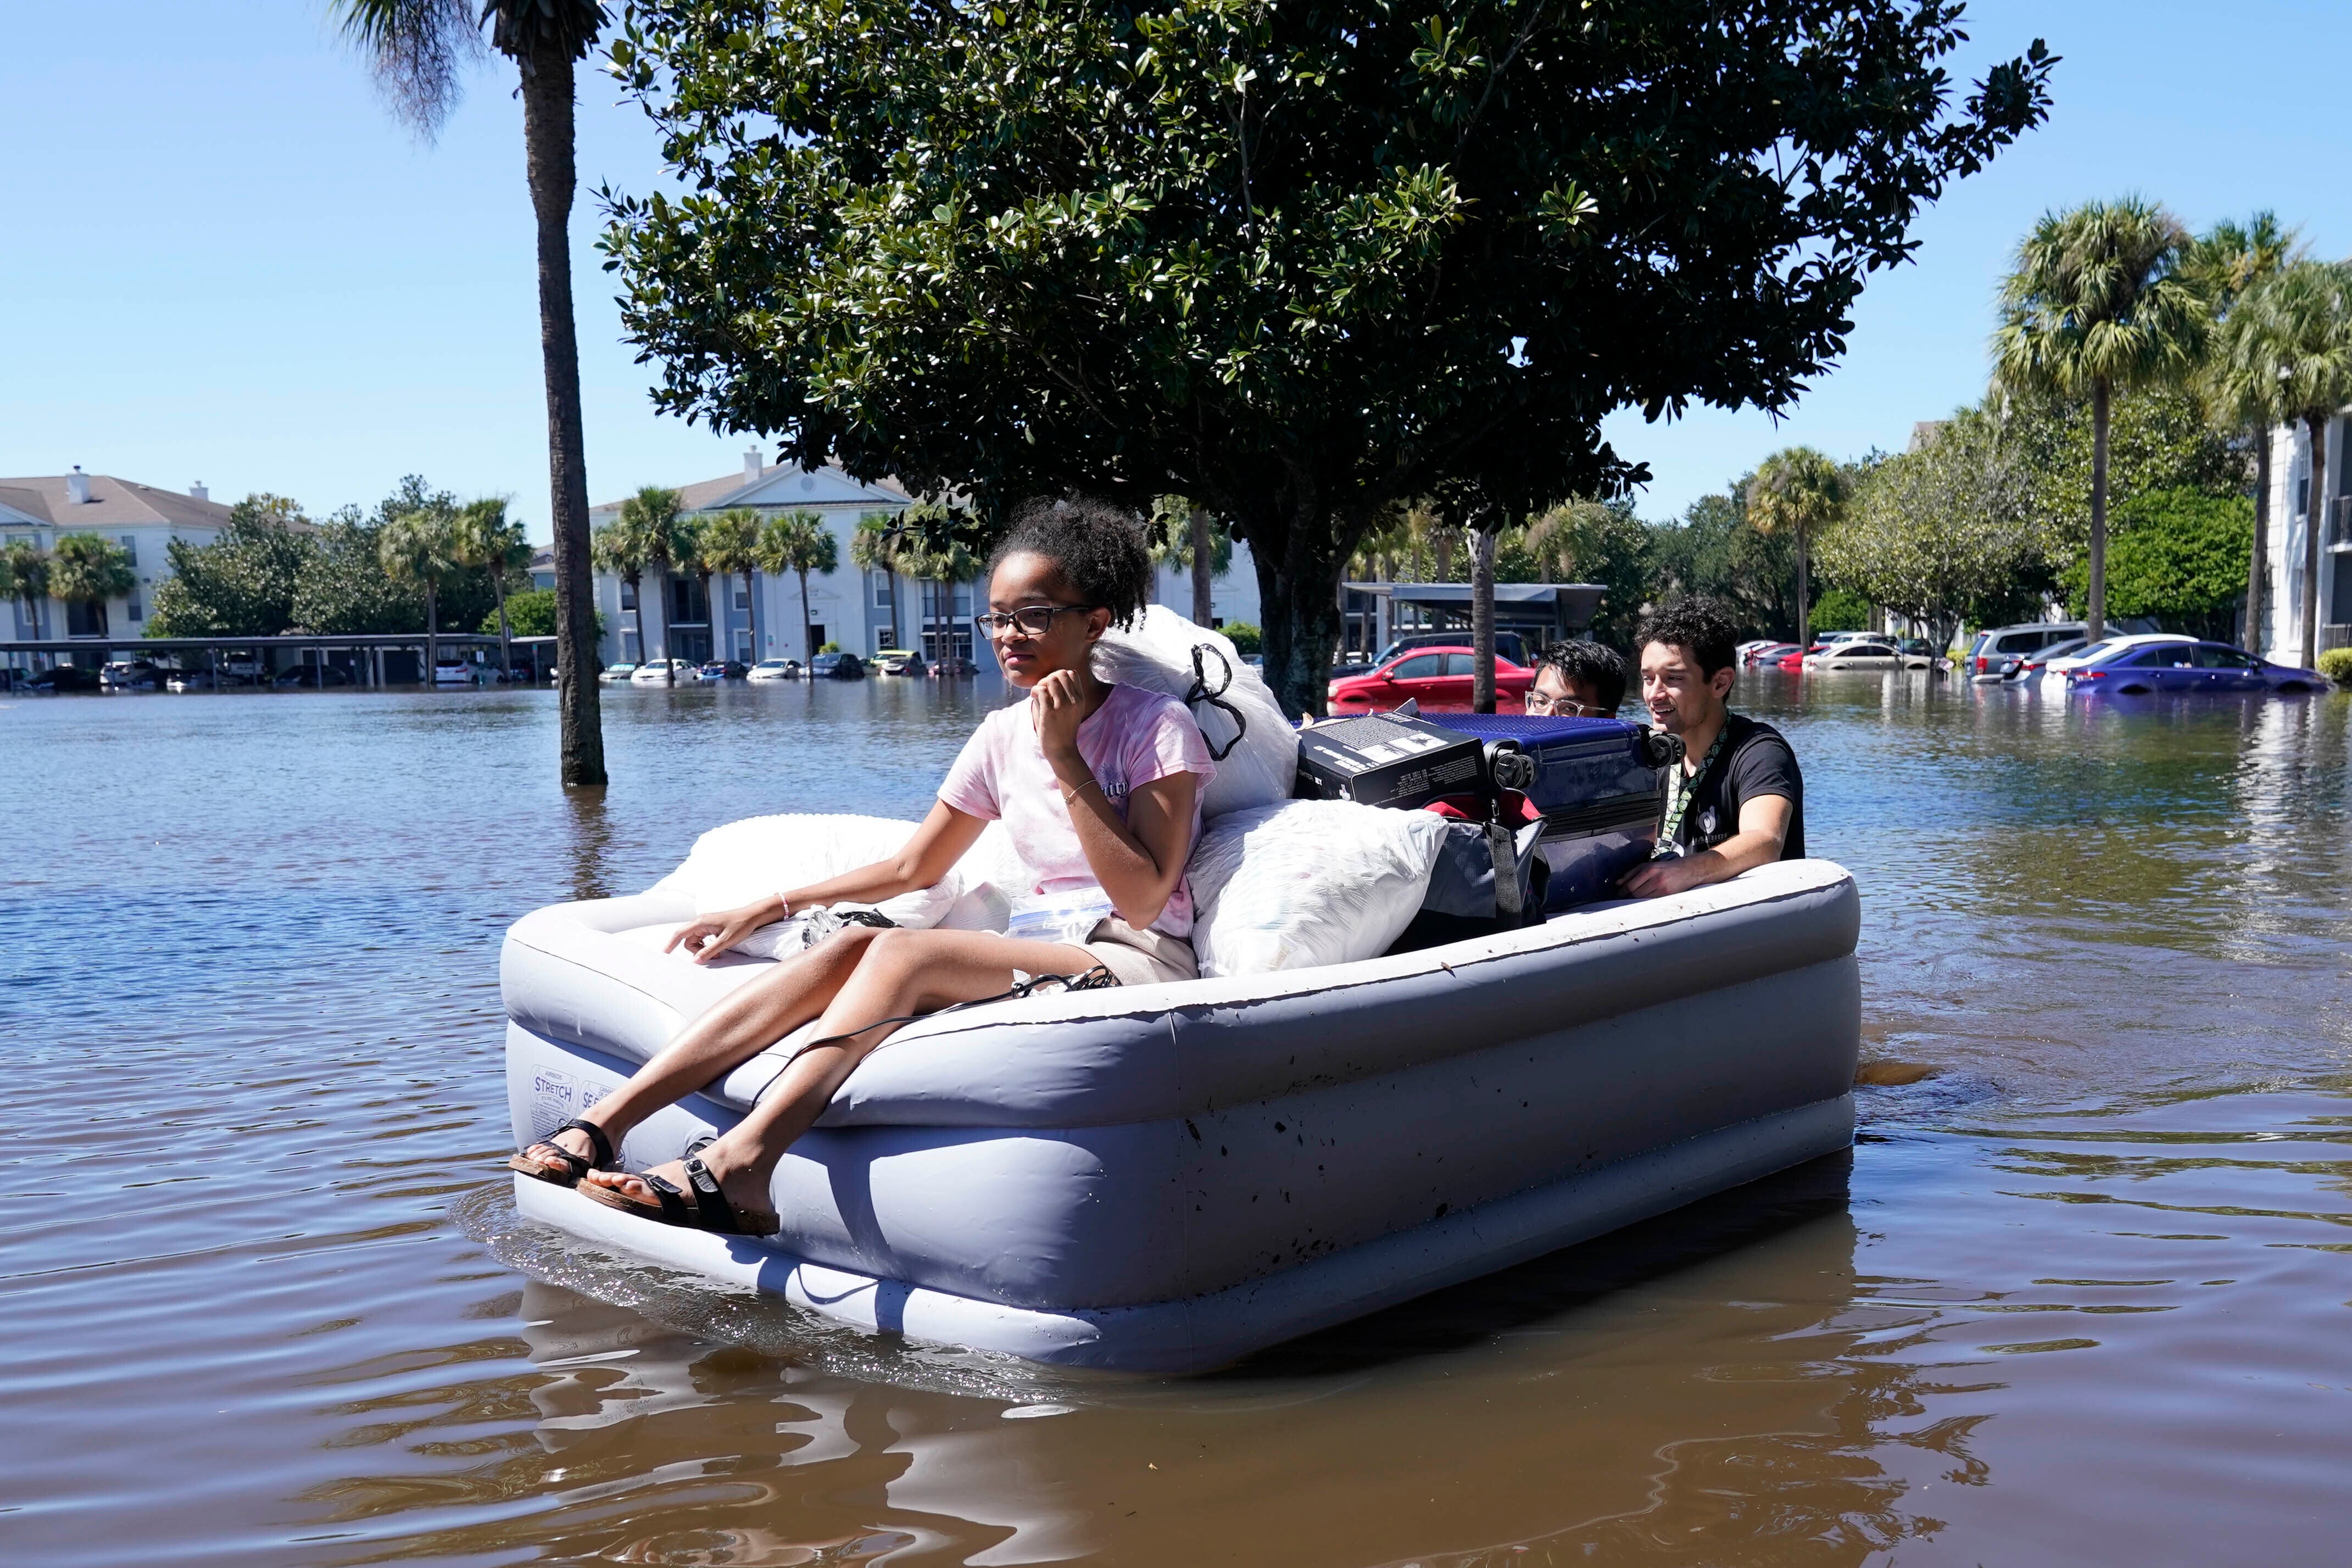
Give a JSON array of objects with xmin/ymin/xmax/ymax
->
[
  {"xmin": 666, "ymin": 896, "xmax": 785, "ymax": 965},
  {"xmin": 1030, "ymin": 668, "xmax": 1089, "ymax": 761}
]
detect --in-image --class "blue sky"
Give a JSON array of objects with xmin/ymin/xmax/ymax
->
[{"xmin": 5, "ymin": 2, "xmax": 2347, "ymax": 540}]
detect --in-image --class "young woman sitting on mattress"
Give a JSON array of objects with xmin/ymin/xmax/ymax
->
[{"xmin": 504, "ymin": 497, "xmax": 1216, "ymax": 1235}]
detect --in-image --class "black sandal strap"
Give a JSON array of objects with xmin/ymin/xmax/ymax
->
[
  {"xmin": 643, "ymin": 1172, "xmax": 692, "ymax": 1225},
  {"xmin": 683, "ymin": 1156, "xmax": 741, "ymax": 1235},
  {"xmin": 554, "ymin": 1118, "xmax": 615, "ymax": 1168}
]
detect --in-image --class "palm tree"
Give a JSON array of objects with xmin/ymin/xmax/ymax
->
[
  {"xmin": 1993, "ymin": 198, "xmax": 2206, "ymax": 640},
  {"xmin": 902, "ymin": 537, "xmax": 977, "ymax": 666},
  {"xmin": 619, "ymin": 486, "xmax": 685, "ymax": 681},
  {"xmin": 1524, "ymin": 498, "xmax": 1618, "ymax": 579},
  {"xmin": 699, "ymin": 507, "xmax": 762, "ymax": 661},
  {"xmin": 848, "ymin": 515, "xmax": 906, "ymax": 650},
  {"xmin": 2184, "ymin": 214, "xmax": 2301, "ymax": 654},
  {"xmin": 332, "ymin": 0, "xmax": 609, "ymax": 783},
  {"xmin": 378, "ymin": 506, "xmax": 460, "ymax": 679},
  {"xmin": 2215, "ymin": 260, "xmax": 2352, "ymax": 668},
  {"xmin": 758, "ymin": 511, "xmax": 838, "ymax": 662},
  {"xmin": 49, "ymin": 534, "xmax": 135, "ymax": 641},
  {"xmin": 449, "ymin": 496, "xmax": 531, "ymax": 676},
  {"xmin": 591, "ymin": 517, "xmax": 650, "ymax": 668},
  {"xmin": 1745, "ymin": 448, "xmax": 1850, "ymax": 650},
  {"xmin": 2, "ymin": 537, "xmax": 50, "ymax": 644},
  {"xmin": 1150, "ymin": 496, "xmax": 1232, "ymax": 624}
]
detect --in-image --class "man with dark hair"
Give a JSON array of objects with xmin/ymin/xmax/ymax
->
[
  {"xmin": 1621, "ymin": 595, "xmax": 1804, "ymax": 897},
  {"xmin": 1525, "ymin": 639, "xmax": 1626, "ymax": 718}
]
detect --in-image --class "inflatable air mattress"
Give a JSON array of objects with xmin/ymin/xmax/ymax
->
[{"xmin": 504, "ymin": 859, "xmax": 1860, "ymax": 1372}]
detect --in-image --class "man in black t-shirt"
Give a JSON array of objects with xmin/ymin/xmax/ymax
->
[{"xmin": 1620, "ymin": 596, "xmax": 1804, "ymax": 899}]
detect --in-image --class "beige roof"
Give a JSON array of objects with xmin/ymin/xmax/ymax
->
[
  {"xmin": 590, "ymin": 461, "xmax": 913, "ymax": 522},
  {"xmin": 0, "ymin": 473, "xmax": 234, "ymax": 531}
]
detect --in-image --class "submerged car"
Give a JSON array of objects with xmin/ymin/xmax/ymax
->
[
  {"xmin": 746, "ymin": 658, "xmax": 801, "ymax": 682},
  {"xmin": 1329, "ymin": 629, "xmax": 1534, "ymax": 683},
  {"xmin": 433, "ymin": 659, "xmax": 476, "ymax": 686},
  {"xmin": 1744, "ymin": 641, "xmax": 1801, "ymax": 666},
  {"xmin": 1969, "ymin": 621, "xmax": 2106, "ymax": 680},
  {"xmin": 808, "ymin": 651, "xmax": 866, "ymax": 680},
  {"xmin": 597, "ymin": 662, "xmax": 638, "ymax": 684},
  {"xmin": 872, "ymin": 648, "xmax": 927, "ymax": 677},
  {"xmin": 1802, "ymin": 639, "xmax": 1935, "ymax": 672},
  {"xmin": 1327, "ymin": 645, "xmax": 1536, "ymax": 712},
  {"xmin": 100, "ymin": 660, "xmax": 163, "ymax": 691},
  {"xmin": 630, "ymin": 659, "xmax": 695, "ymax": 684},
  {"xmin": 2063, "ymin": 639, "xmax": 2327, "ymax": 695},
  {"xmin": 693, "ymin": 660, "xmax": 749, "ymax": 682}
]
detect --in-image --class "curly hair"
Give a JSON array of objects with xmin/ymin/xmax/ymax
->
[
  {"xmin": 988, "ymin": 495, "xmax": 1155, "ymax": 630},
  {"xmin": 1635, "ymin": 595, "xmax": 1741, "ymax": 677},
  {"xmin": 1535, "ymin": 639, "xmax": 1628, "ymax": 712}
]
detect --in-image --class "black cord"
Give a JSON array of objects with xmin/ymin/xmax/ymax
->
[{"xmin": 1181, "ymin": 643, "xmax": 1248, "ymax": 761}]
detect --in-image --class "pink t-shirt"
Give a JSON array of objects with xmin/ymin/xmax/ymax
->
[{"xmin": 939, "ymin": 683, "xmax": 1217, "ymax": 938}]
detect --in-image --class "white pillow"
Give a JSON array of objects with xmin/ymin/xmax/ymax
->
[
  {"xmin": 1186, "ymin": 800, "xmax": 1451, "ymax": 976},
  {"xmin": 1094, "ymin": 606, "xmax": 1298, "ymax": 819},
  {"xmin": 649, "ymin": 814, "xmax": 961, "ymax": 954}
]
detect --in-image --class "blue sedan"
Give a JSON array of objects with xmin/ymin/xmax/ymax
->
[{"xmin": 2064, "ymin": 639, "xmax": 2327, "ymax": 694}]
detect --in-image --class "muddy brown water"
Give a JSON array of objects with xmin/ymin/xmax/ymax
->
[{"xmin": 4, "ymin": 673, "xmax": 2349, "ymax": 1565}]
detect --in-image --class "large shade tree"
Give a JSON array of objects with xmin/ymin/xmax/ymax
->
[
  {"xmin": 1992, "ymin": 197, "xmax": 2205, "ymax": 643},
  {"xmin": 2213, "ymin": 260, "xmax": 2352, "ymax": 668},
  {"xmin": 604, "ymin": 0, "xmax": 2054, "ymax": 716},
  {"xmin": 333, "ymin": 0, "xmax": 609, "ymax": 782},
  {"xmin": 1745, "ymin": 447, "xmax": 1849, "ymax": 650}
]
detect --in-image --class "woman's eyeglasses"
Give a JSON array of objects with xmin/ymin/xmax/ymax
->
[
  {"xmin": 973, "ymin": 603, "xmax": 1100, "ymax": 639},
  {"xmin": 1524, "ymin": 690, "xmax": 1609, "ymax": 717}
]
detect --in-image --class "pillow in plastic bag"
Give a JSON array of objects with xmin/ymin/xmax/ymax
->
[
  {"xmin": 1186, "ymin": 800, "xmax": 1451, "ymax": 975},
  {"xmin": 1094, "ymin": 605, "xmax": 1297, "ymax": 819},
  {"xmin": 649, "ymin": 813, "xmax": 961, "ymax": 957}
]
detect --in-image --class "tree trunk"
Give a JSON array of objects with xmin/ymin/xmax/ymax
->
[
  {"xmin": 798, "ymin": 569, "xmax": 815, "ymax": 661},
  {"xmin": 425, "ymin": 582, "xmax": 439, "ymax": 682},
  {"xmin": 1190, "ymin": 506, "xmax": 1214, "ymax": 626},
  {"xmin": 630, "ymin": 576, "xmax": 646, "ymax": 671},
  {"xmin": 493, "ymin": 570, "xmax": 513, "ymax": 677},
  {"xmin": 655, "ymin": 568, "xmax": 674, "ymax": 682},
  {"xmin": 696, "ymin": 568, "xmax": 715, "ymax": 666},
  {"xmin": 2246, "ymin": 425, "xmax": 2270, "ymax": 655},
  {"xmin": 2301, "ymin": 412, "xmax": 2327, "ymax": 669},
  {"xmin": 519, "ymin": 36, "xmax": 605, "ymax": 785},
  {"xmin": 886, "ymin": 568, "xmax": 901, "ymax": 650},
  {"xmin": 1253, "ymin": 528, "xmax": 1352, "ymax": 719},
  {"xmin": 2087, "ymin": 377, "xmax": 2111, "ymax": 640},
  {"xmin": 1470, "ymin": 524, "xmax": 1497, "ymax": 713},
  {"xmin": 1793, "ymin": 521, "xmax": 1812, "ymax": 652},
  {"xmin": 746, "ymin": 568, "xmax": 761, "ymax": 660}
]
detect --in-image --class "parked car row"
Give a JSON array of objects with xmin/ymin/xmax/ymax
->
[{"xmin": 1328, "ymin": 645, "xmax": 1537, "ymax": 712}]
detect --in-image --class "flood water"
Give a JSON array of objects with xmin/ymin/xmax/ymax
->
[{"xmin": 5, "ymin": 670, "xmax": 2350, "ymax": 1566}]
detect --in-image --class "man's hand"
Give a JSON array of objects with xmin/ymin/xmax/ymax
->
[
  {"xmin": 1620, "ymin": 853, "xmax": 1715, "ymax": 899},
  {"xmin": 1030, "ymin": 668, "xmax": 1089, "ymax": 762}
]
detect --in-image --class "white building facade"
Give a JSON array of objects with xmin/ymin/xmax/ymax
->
[
  {"xmin": 0, "ymin": 468, "xmax": 231, "ymax": 644},
  {"xmin": 571, "ymin": 451, "xmax": 1262, "ymax": 668},
  {"xmin": 2258, "ymin": 417, "xmax": 2352, "ymax": 661}
]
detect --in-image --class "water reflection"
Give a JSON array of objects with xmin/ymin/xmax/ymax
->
[{"xmin": 7, "ymin": 679, "xmax": 2352, "ymax": 1566}]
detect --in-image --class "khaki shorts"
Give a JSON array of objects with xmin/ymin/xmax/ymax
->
[{"xmin": 1076, "ymin": 917, "xmax": 1199, "ymax": 987}]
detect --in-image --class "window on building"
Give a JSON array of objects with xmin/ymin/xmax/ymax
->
[
  {"xmin": 119, "ymin": 534, "xmax": 138, "ymax": 567},
  {"xmin": 872, "ymin": 572, "xmax": 893, "ymax": 608},
  {"xmin": 128, "ymin": 600, "xmax": 143, "ymax": 623},
  {"xmin": 733, "ymin": 585, "xmax": 750, "ymax": 611},
  {"xmin": 620, "ymin": 581, "xmax": 637, "ymax": 611}
]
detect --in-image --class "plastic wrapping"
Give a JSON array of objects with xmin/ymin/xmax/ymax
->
[{"xmin": 1093, "ymin": 606, "xmax": 1297, "ymax": 818}]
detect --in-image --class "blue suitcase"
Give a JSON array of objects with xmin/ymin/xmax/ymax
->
[{"xmin": 1429, "ymin": 715, "xmax": 1668, "ymax": 908}]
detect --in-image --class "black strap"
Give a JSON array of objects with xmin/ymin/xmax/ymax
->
[
  {"xmin": 644, "ymin": 1172, "xmax": 693, "ymax": 1225},
  {"xmin": 554, "ymin": 1118, "xmax": 614, "ymax": 1168},
  {"xmin": 1181, "ymin": 644, "xmax": 1247, "ymax": 761},
  {"xmin": 684, "ymin": 1156, "xmax": 742, "ymax": 1234}
]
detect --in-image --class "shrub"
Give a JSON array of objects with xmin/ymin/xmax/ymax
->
[
  {"xmin": 1220, "ymin": 621, "xmax": 1262, "ymax": 655},
  {"xmin": 482, "ymin": 588, "xmax": 601, "ymax": 638},
  {"xmin": 2318, "ymin": 648, "xmax": 2352, "ymax": 687}
]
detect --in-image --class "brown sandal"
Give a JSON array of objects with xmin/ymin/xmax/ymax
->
[
  {"xmin": 577, "ymin": 1154, "xmax": 781, "ymax": 1237},
  {"xmin": 506, "ymin": 1118, "xmax": 614, "ymax": 1187}
]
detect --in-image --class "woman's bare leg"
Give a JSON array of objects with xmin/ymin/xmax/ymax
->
[
  {"xmin": 523, "ymin": 926, "xmax": 886, "ymax": 1168},
  {"xmin": 582, "ymin": 928, "xmax": 1100, "ymax": 1213}
]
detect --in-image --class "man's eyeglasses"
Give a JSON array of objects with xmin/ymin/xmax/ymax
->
[
  {"xmin": 973, "ymin": 603, "xmax": 1100, "ymax": 640},
  {"xmin": 1524, "ymin": 690, "xmax": 1609, "ymax": 717}
]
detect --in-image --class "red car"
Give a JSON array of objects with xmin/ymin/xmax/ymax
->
[{"xmin": 1327, "ymin": 645, "xmax": 1537, "ymax": 712}]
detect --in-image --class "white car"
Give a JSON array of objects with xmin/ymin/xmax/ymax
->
[
  {"xmin": 598, "ymin": 662, "xmax": 638, "ymax": 684},
  {"xmin": 433, "ymin": 659, "xmax": 475, "ymax": 686},
  {"xmin": 1802, "ymin": 639, "xmax": 1934, "ymax": 672},
  {"xmin": 631, "ymin": 659, "xmax": 694, "ymax": 684},
  {"xmin": 747, "ymin": 658, "xmax": 801, "ymax": 682}
]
